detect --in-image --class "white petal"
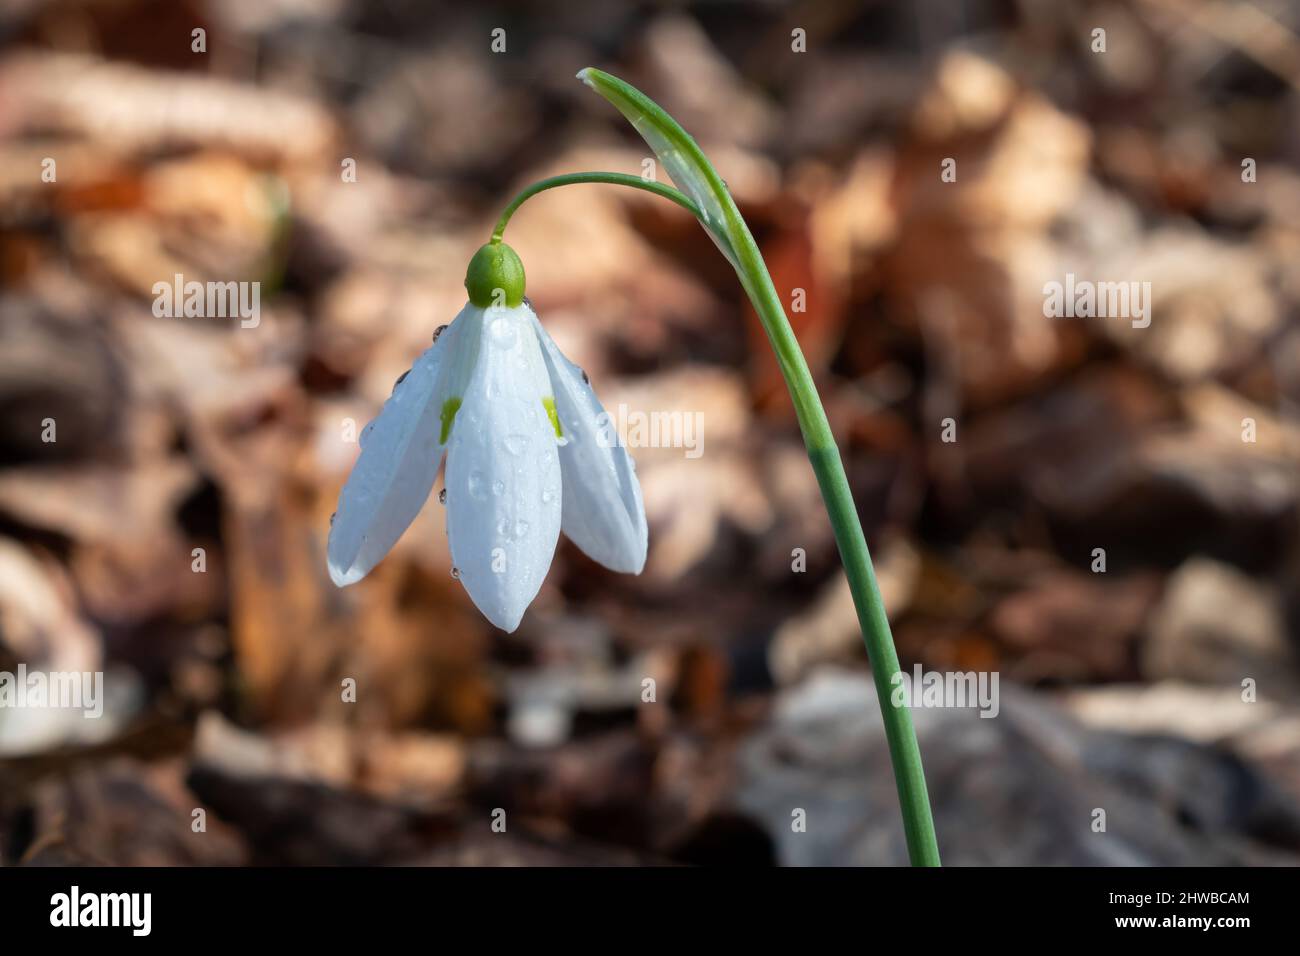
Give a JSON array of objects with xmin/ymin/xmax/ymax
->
[
  {"xmin": 529, "ymin": 311, "xmax": 647, "ymax": 574},
  {"xmin": 327, "ymin": 305, "xmax": 474, "ymax": 586},
  {"xmin": 445, "ymin": 305, "xmax": 562, "ymax": 631}
]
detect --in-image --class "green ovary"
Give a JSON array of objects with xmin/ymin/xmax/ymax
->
[
  {"xmin": 439, "ymin": 397, "xmax": 462, "ymax": 443},
  {"xmin": 543, "ymin": 397, "xmax": 562, "ymax": 438}
]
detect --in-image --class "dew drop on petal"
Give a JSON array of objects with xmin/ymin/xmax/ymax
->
[
  {"xmin": 392, "ymin": 369, "xmax": 410, "ymax": 393},
  {"xmin": 438, "ymin": 488, "xmax": 447, "ymax": 505},
  {"xmin": 496, "ymin": 517, "xmax": 510, "ymax": 536},
  {"xmin": 503, "ymin": 434, "xmax": 529, "ymax": 456},
  {"xmin": 580, "ymin": 368, "xmax": 589, "ymax": 385},
  {"xmin": 468, "ymin": 470, "xmax": 487, "ymax": 500},
  {"xmin": 541, "ymin": 487, "xmax": 555, "ymax": 504},
  {"xmin": 492, "ymin": 479, "xmax": 505, "ymax": 496},
  {"xmin": 489, "ymin": 316, "xmax": 517, "ymax": 349},
  {"xmin": 329, "ymin": 511, "xmax": 336, "ymax": 526},
  {"xmin": 432, "ymin": 324, "xmax": 448, "ymax": 342},
  {"xmin": 513, "ymin": 519, "xmax": 529, "ymax": 539},
  {"xmin": 450, "ymin": 566, "xmax": 460, "ymax": 579}
]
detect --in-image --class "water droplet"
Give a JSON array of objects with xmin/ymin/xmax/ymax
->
[
  {"xmin": 432, "ymin": 324, "xmax": 448, "ymax": 342},
  {"xmin": 497, "ymin": 517, "xmax": 510, "ymax": 536},
  {"xmin": 468, "ymin": 470, "xmax": 487, "ymax": 500},
  {"xmin": 489, "ymin": 316, "xmax": 517, "ymax": 349},
  {"xmin": 557, "ymin": 436, "xmax": 570, "ymax": 447},
  {"xmin": 450, "ymin": 566, "xmax": 461, "ymax": 579},
  {"xmin": 513, "ymin": 519, "xmax": 529, "ymax": 539},
  {"xmin": 492, "ymin": 479, "xmax": 505, "ymax": 496},
  {"xmin": 503, "ymin": 434, "xmax": 529, "ymax": 456},
  {"xmin": 580, "ymin": 368, "xmax": 589, "ymax": 385},
  {"xmin": 438, "ymin": 488, "xmax": 447, "ymax": 505},
  {"xmin": 329, "ymin": 511, "xmax": 336, "ymax": 526},
  {"xmin": 392, "ymin": 369, "xmax": 410, "ymax": 392},
  {"xmin": 541, "ymin": 486, "xmax": 556, "ymax": 504}
]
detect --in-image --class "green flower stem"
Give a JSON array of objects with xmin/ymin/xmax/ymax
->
[
  {"xmin": 743, "ymin": 254, "xmax": 944, "ymax": 868},
  {"xmin": 494, "ymin": 69, "xmax": 941, "ymax": 866},
  {"xmin": 491, "ymin": 172, "xmax": 702, "ymax": 244},
  {"xmin": 726, "ymin": 235, "xmax": 943, "ymax": 867}
]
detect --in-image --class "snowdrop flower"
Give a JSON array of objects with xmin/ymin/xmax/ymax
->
[{"xmin": 328, "ymin": 241, "xmax": 647, "ymax": 632}]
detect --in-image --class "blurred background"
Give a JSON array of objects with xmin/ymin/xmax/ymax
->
[{"xmin": 1, "ymin": 0, "xmax": 1299, "ymax": 866}]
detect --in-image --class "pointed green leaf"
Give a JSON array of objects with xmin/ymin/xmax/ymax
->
[{"xmin": 577, "ymin": 67, "xmax": 740, "ymax": 267}]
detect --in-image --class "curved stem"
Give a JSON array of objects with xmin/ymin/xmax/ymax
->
[
  {"xmin": 735, "ymin": 225, "xmax": 943, "ymax": 867},
  {"xmin": 491, "ymin": 172, "xmax": 702, "ymax": 243},
  {"xmin": 576, "ymin": 68, "xmax": 941, "ymax": 865}
]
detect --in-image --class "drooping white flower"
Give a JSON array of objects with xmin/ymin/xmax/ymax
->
[{"xmin": 328, "ymin": 242, "xmax": 647, "ymax": 632}]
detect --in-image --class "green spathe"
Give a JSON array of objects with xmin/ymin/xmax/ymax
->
[{"xmin": 465, "ymin": 241, "xmax": 525, "ymax": 308}]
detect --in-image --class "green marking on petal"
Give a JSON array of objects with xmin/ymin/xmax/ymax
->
[
  {"xmin": 440, "ymin": 397, "xmax": 462, "ymax": 443},
  {"xmin": 543, "ymin": 397, "xmax": 562, "ymax": 438}
]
